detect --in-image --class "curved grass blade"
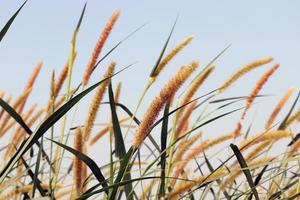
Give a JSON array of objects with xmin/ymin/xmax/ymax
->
[
  {"xmin": 108, "ymin": 81, "xmax": 133, "ymax": 200},
  {"xmin": 32, "ymin": 137, "xmax": 44, "ymax": 198},
  {"xmin": 49, "ymin": 139, "xmax": 108, "ymax": 194},
  {"xmin": 0, "ymin": 0, "xmax": 27, "ymax": 43},
  {"xmin": 0, "ymin": 66, "xmax": 130, "ymax": 184},
  {"xmin": 230, "ymin": 144, "xmax": 259, "ymax": 200},
  {"xmin": 159, "ymin": 101, "xmax": 170, "ymax": 198}
]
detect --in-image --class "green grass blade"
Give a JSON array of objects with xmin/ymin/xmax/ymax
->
[
  {"xmin": 159, "ymin": 101, "xmax": 170, "ymax": 198},
  {"xmin": 0, "ymin": 0, "xmax": 27, "ymax": 42},
  {"xmin": 32, "ymin": 137, "xmax": 43, "ymax": 198},
  {"xmin": 49, "ymin": 139, "xmax": 109, "ymax": 194},
  {"xmin": 230, "ymin": 144, "xmax": 259, "ymax": 200},
  {"xmin": 108, "ymin": 81, "xmax": 134, "ymax": 200}
]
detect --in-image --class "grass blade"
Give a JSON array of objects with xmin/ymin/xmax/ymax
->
[
  {"xmin": 0, "ymin": 0, "xmax": 27, "ymax": 43},
  {"xmin": 230, "ymin": 143, "xmax": 259, "ymax": 200},
  {"xmin": 159, "ymin": 101, "xmax": 170, "ymax": 198},
  {"xmin": 108, "ymin": 81, "xmax": 133, "ymax": 200},
  {"xmin": 49, "ymin": 139, "xmax": 109, "ymax": 194}
]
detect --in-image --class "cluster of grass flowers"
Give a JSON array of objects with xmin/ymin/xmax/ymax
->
[{"xmin": 0, "ymin": 3, "xmax": 300, "ymax": 200}]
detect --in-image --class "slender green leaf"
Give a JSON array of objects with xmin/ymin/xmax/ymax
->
[
  {"xmin": 230, "ymin": 144, "xmax": 259, "ymax": 200},
  {"xmin": 0, "ymin": 0, "xmax": 27, "ymax": 42},
  {"xmin": 159, "ymin": 101, "xmax": 170, "ymax": 198}
]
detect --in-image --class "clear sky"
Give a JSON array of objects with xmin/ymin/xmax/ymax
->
[{"xmin": 0, "ymin": 1, "xmax": 299, "ymax": 152}]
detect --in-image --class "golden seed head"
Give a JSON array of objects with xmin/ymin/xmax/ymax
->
[
  {"xmin": 83, "ymin": 61, "xmax": 116, "ymax": 141},
  {"xmin": 218, "ymin": 57, "xmax": 273, "ymax": 93},
  {"xmin": 82, "ymin": 10, "xmax": 120, "ymax": 86},
  {"xmin": 132, "ymin": 60, "xmax": 198, "ymax": 148}
]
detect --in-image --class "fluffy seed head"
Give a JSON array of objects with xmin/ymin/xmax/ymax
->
[
  {"xmin": 265, "ymin": 86, "xmax": 296, "ymax": 129},
  {"xmin": 218, "ymin": 57, "xmax": 273, "ymax": 93},
  {"xmin": 132, "ymin": 60, "xmax": 199, "ymax": 148},
  {"xmin": 82, "ymin": 10, "xmax": 120, "ymax": 86},
  {"xmin": 83, "ymin": 61, "xmax": 116, "ymax": 141}
]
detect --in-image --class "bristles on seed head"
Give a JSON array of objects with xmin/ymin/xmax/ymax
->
[
  {"xmin": 132, "ymin": 60, "xmax": 199, "ymax": 148},
  {"xmin": 241, "ymin": 64, "xmax": 279, "ymax": 120},
  {"xmin": 218, "ymin": 57, "xmax": 273, "ymax": 93},
  {"xmin": 265, "ymin": 86, "xmax": 296, "ymax": 129},
  {"xmin": 83, "ymin": 61, "xmax": 116, "ymax": 141},
  {"xmin": 179, "ymin": 65, "xmax": 214, "ymax": 115},
  {"xmin": 82, "ymin": 10, "xmax": 120, "ymax": 86},
  {"xmin": 73, "ymin": 128, "xmax": 83, "ymax": 197}
]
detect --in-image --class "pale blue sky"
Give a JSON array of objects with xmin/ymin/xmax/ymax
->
[{"xmin": 0, "ymin": 1, "xmax": 299, "ymax": 149}]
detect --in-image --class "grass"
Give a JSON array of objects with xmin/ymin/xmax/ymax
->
[{"xmin": 0, "ymin": 2, "xmax": 299, "ymax": 200}]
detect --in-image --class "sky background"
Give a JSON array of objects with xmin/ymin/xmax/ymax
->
[{"xmin": 0, "ymin": 1, "xmax": 299, "ymax": 162}]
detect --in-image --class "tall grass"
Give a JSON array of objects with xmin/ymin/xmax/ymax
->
[{"xmin": 0, "ymin": 2, "xmax": 299, "ymax": 200}]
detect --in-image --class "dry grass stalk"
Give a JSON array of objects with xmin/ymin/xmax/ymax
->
[
  {"xmin": 218, "ymin": 57, "xmax": 273, "ymax": 93},
  {"xmin": 245, "ymin": 140, "xmax": 272, "ymax": 161},
  {"xmin": 132, "ymin": 60, "xmax": 199, "ymax": 148},
  {"xmin": 55, "ymin": 52, "xmax": 77, "ymax": 97},
  {"xmin": 179, "ymin": 65, "xmax": 214, "ymax": 115},
  {"xmin": 73, "ymin": 128, "xmax": 83, "ymax": 197},
  {"xmin": 169, "ymin": 139, "xmax": 209, "ymax": 187},
  {"xmin": 151, "ymin": 35, "xmax": 194, "ymax": 78},
  {"xmin": 219, "ymin": 156, "xmax": 274, "ymax": 190},
  {"xmin": 83, "ymin": 61, "xmax": 116, "ymax": 141},
  {"xmin": 169, "ymin": 167, "xmax": 228, "ymax": 199},
  {"xmin": 139, "ymin": 179, "xmax": 158, "ymax": 200},
  {"xmin": 265, "ymin": 87, "xmax": 296, "ymax": 129},
  {"xmin": 82, "ymin": 10, "xmax": 120, "ymax": 86},
  {"xmin": 238, "ymin": 130, "xmax": 292, "ymax": 151},
  {"xmin": 18, "ymin": 61, "xmax": 43, "ymax": 113},
  {"xmin": 172, "ymin": 132, "xmax": 202, "ymax": 168}
]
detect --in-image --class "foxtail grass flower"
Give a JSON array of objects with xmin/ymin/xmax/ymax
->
[
  {"xmin": 83, "ymin": 61, "xmax": 115, "ymax": 141},
  {"xmin": 18, "ymin": 61, "xmax": 43, "ymax": 113},
  {"xmin": 265, "ymin": 87, "xmax": 296, "ymax": 129},
  {"xmin": 242, "ymin": 64, "xmax": 279, "ymax": 120},
  {"xmin": 179, "ymin": 65, "xmax": 214, "ymax": 115},
  {"xmin": 82, "ymin": 10, "xmax": 120, "ymax": 86},
  {"xmin": 73, "ymin": 128, "xmax": 83, "ymax": 197},
  {"xmin": 150, "ymin": 35, "xmax": 194, "ymax": 78},
  {"xmin": 218, "ymin": 57, "xmax": 273, "ymax": 93},
  {"xmin": 238, "ymin": 130, "xmax": 292, "ymax": 150},
  {"xmin": 132, "ymin": 60, "xmax": 199, "ymax": 148}
]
